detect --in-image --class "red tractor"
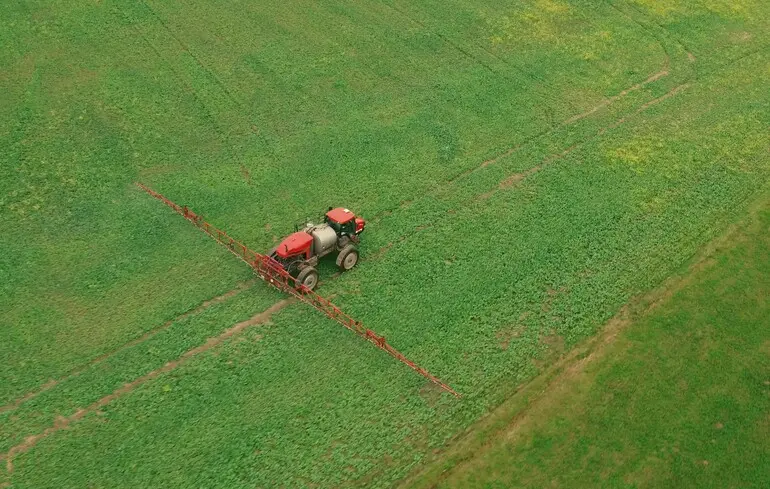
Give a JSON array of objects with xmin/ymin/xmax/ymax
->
[{"xmin": 267, "ymin": 207, "xmax": 366, "ymax": 291}]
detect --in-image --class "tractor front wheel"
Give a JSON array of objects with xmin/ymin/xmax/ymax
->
[
  {"xmin": 296, "ymin": 267, "xmax": 319, "ymax": 292},
  {"xmin": 336, "ymin": 245, "xmax": 359, "ymax": 272}
]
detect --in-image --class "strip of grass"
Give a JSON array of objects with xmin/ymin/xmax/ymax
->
[{"xmin": 404, "ymin": 191, "xmax": 770, "ymax": 488}]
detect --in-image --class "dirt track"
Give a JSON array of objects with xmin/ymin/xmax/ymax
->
[
  {"xmin": 1, "ymin": 299, "xmax": 293, "ymax": 474},
  {"xmin": 0, "ymin": 279, "xmax": 258, "ymax": 416}
]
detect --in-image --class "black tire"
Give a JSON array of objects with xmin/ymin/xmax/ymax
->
[
  {"xmin": 296, "ymin": 267, "xmax": 319, "ymax": 291},
  {"xmin": 286, "ymin": 260, "xmax": 305, "ymax": 277},
  {"xmin": 336, "ymin": 245, "xmax": 359, "ymax": 272}
]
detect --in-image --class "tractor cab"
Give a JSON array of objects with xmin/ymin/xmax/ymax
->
[{"xmin": 324, "ymin": 207, "xmax": 366, "ymax": 237}]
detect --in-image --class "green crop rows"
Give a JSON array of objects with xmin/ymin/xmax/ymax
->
[{"xmin": 2, "ymin": 0, "xmax": 769, "ymax": 487}]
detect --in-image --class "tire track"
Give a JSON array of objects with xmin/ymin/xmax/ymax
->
[
  {"xmin": 1, "ymin": 299, "xmax": 293, "ymax": 474},
  {"xmin": 456, "ymin": 64, "xmax": 670, "ymax": 180},
  {"xmin": 362, "ymin": 81, "xmax": 690, "ymax": 259},
  {"xmin": 622, "ymin": 0, "xmax": 698, "ymax": 81},
  {"xmin": 0, "ymin": 279, "xmax": 257, "ymax": 415},
  {"xmin": 139, "ymin": 0, "xmax": 241, "ymax": 108},
  {"xmin": 366, "ymin": 0, "xmax": 677, "ymax": 222},
  {"xmin": 367, "ymin": 63, "xmax": 671, "ymax": 224},
  {"xmin": 119, "ymin": 7, "xmax": 226, "ymax": 139},
  {"xmin": 563, "ymin": 69, "xmax": 669, "ymax": 124},
  {"xmin": 478, "ymin": 83, "xmax": 690, "ymax": 201},
  {"xmin": 363, "ymin": 82, "xmax": 688, "ymax": 258}
]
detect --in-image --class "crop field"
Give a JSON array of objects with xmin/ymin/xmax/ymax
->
[
  {"xmin": 405, "ymin": 194, "xmax": 770, "ymax": 488},
  {"xmin": 1, "ymin": 0, "xmax": 769, "ymax": 488}
]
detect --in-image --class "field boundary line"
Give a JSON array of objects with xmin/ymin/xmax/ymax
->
[
  {"xmin": 0, "ymin": 279, "xmax": 256, "ymax": 415},
  {"xmin": 0, "ymin": 299, "xmax": 293, "ymax": 474},
  {"xmin": 399, "ymin": 186, "xmax": 770, "ymax": 488}
]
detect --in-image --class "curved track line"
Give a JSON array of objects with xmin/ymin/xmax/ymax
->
[
  {"xmin": 0, "ymin": 279, "xmax": 257, "ymax": 415},
  {"xmin": 139, "ymin": 0, "xmax": 241, "ymax": 108},
  {"xmin": 1, "ymin": 299, "xmax": 293, "ymax": 474}
]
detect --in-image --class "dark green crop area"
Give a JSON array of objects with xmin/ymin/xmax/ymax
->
[
  {"xmin": 405, "ymin": 193, "xmax": 770, "ymax": 489},
  {"xmin": 1, "ymin": 0, "xmax": 768, "ymax": 487}
]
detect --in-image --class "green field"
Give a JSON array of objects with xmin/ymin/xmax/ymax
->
[
  {"xmin": 1, "ymin": 0, "xmax": 768, "ymax": 487},
  {"xmin": 404, "ymin": 194, "xmax": 770, "ymax": 488}
]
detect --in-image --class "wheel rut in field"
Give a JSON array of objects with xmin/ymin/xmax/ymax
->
[
  {"xmin": 366, "ymin": 82, "xmax": 690, "ymax": 259},
  {"xmin": 478, "ymin": 83, "xmax": 690, "ymax": 201},
  {"xmin": 1, "ymin": 299, "xmax": 293, "ymax": 474},
  {"xmin": 368, "ymin": 64, "xmax": 671, "ymax": 223},
  {"xmin": 0, "ymin": 279, "xmax": 257, "ymax": 415},
  {"xmin": 137, "ymin": 0, "xmax": 241, "ymax": 108},
  {"xmin": 450, "ymin": 65, "xmax": 669, "ymax": 184},
  {"xmin": 563, "ymin": 69, "xmax": 669, "ymax": 124}
]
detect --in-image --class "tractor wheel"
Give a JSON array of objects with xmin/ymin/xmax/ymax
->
[
  {"xmin": 336, "ymin": 245, "xmax": 359, "ymax": 272},
  {"xmin": 286, "ymin": 260, "xmax": 304, "ymax": 277},
  {"xmin": 296, "ymin": 267, "xmax": 319, "ymax": 291}
]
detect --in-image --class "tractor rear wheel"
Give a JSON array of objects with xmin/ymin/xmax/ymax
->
[
  {"xmin": 296, "ymin": 266, "xmax": 319, "ymax": 291},
  {"xmin": 336, "ymin": 245, "xmax": 359, "ymax": 272}
]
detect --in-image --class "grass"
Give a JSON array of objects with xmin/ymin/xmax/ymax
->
[
  {"xmin": 403, "ymin": 191, "xmax": 770, "ymax": 489},
  {"xmin": 1, "ymin": 0, "xmax": 769, "ymax": 487}
]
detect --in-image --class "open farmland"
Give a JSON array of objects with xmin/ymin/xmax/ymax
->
[
  {"xmin": 404, "ymin": 192, "xmax": 770, "ymax": 489},
  {"xmin": 1, "ymin": 0, "xmax": 769, "ymax": 488}
]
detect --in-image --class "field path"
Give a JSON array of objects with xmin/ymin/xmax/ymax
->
[
  {"xmin": 369, "ymin": 63, "xmax": 673, "ymax": 223},
  {"xmin": 0, "ymin": 279, "xmax": 257, "ymax": 415},
  {"xmin": 563, "ymin": 69, "xmax": 669, "ymax": 124},
  {"xmin": 478, "ymin": 83, "xmax": 691, "ymax": 200},
  {"xmin": 0, "ymin": 298, "xmax": 293, "ymax": 474}
]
